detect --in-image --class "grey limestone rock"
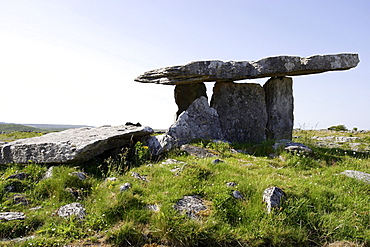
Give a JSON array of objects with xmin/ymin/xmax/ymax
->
[
  {"xmin": 135, "ymin": 53, "xmax": 359, "ymax": 85},
  {"xmin": 167, "ymin": 96, "xmax": 224, "ymax": 145},
  {"xmin": 174, "ymin": 195, "xmax": 208, "ymax": 219},
  {"xmin": 0, "ymin": 125, "xmax": 153, "ymax": 164},
  {"xmin": 264, "ymin": 76, "xmax": 294, "ymax": 140},
  {"xmin": 232, "ymin": 190, "xmax": 245, "ymax": 200},
  {"xmin": 340, "ymin": 170, "xmax": 370, "ymax": 183},
  {"xmin": 263, "ymin": 187, "xmax": 285, "ymax": 213},
  {"xmin": 0, "ymin": 212, "xmax": 26, "ymax": 221},
  {"xmin": 175, "ymin": 83, "xmax": 207, "ymax": 118},
  {"xmin": 180, "ymin": 144, "xmax": 217, "ymax": 158},
  {"xmin": 120, "ymin": 182, "xmax": 131, "ymax": 191},
  {"xmin": 145, "ymin": 134, "xmax": 174, "ymax": 155},
  {"xmin": 56, "ymin": 202, "xmax": 86, "ymax": 219},
  {"xmin": 211, "ymin": 82, "xmax": 267, "ymax": 143}
]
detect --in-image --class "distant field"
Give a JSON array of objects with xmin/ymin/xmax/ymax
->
[{"xmin": 0, "ymin": 122, "xmax": 92, "ymax": 133}]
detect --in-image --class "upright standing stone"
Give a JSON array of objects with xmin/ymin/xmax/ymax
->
[
  {"xmin": 211, "ymin": 82, "xmax": 267, "ymax": 143},
  {"xmin": 264, "ymin": 76, "xmax": 293, "ymax": 140},
  {"xmin": 174, "ymin": 83, "xmax": 207, "ymax": 119},
  {"xmin": 167, "ymin": 96, "xmax": 224, "ymax": 145}
]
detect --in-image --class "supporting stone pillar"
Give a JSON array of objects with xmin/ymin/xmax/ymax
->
[
  {"xmin": 174, "ymin": 83, "xmax": 207, "ymax": 119},
  {"xmin": 211, "ymin": 81, "xmax": 267, "ymax": 143},
  {"xmin": 263, "ymin": 76, "xmax": 294, "ymax": 140}
]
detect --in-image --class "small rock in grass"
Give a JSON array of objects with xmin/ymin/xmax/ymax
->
[
  {"xmin": 232, "ymin": 190, "xmax": 245, "ymax": 199},
  {"xmin": 106, "ymin": 177, "xmax": 118, "ymax": 182},
  {"xmin": 226, "ymin": 182, "xmax": 237, "ymax": 187},
  {"xmin": 6, "ymin": 172, "xmax": 28, "ymax": 180},
  {"xmin": 0, "ymin": 212, "xmax": 26, "ymax": 221},
  {"xmin": 211, "ymin": 159, "xmax": 224, "ymax": 164},
  {"xmin": 120, "ymin": 182, "xmax": 131, "ymax": 191},
  {"xmin": 340, "ymin": 170, "xmax": 370, "ymax": 184},
  {"xmin": 43, "ymin": 166, "xmax": 54, "ymax": 180},
  {"xmin": 65, "ymin": 187, "xmax": 82, "ymax": 200},
  {"xmin": 147, "ymin": 204, "xmax": 161, "ymax": 212},
  {"xmin": 69, "ymin": 171, "xmax": 89, "ymax": 180},
  {"xmin": 56, "ymin": 202, "xmax": 86, "ymax": 219},
  {"xmin": 131, "ymin": 172, "xmax": 147, "ymax": 181},
  {"xmin": 174, "ymin": 195, "xmax": 208, "ymax": 219},
  {"xmin": 262, "ymin": 187, "xmax": 285, "ymax": 213}
]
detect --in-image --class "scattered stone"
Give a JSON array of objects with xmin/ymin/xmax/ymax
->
[
  {"xmin": 211, "ymin": 82, "xmax": 267, "ymax": 143},
  {"xmin": 29, "ymin": 206, "xmax": 42, "ymax": 211},
  {"xmin": 161, "ymin": 159, "xmax": 186, "ymax": 165},
  {"xmin": 135, "ymin": 53, "xmax": 359, "ymax": 85},
  {"xmin": 43, "ymin": 166, "xmax": 54, "ymax": 180},
  {"xmin": 6, "ymin": 235, "xmax": 35, "ymax": 243},
  {"xmin": 264, "ymin": 76, "xmax": 294, "ymax": 140},
  {"xmin": 56, "ymin": 202, "xmax": 86, "ymax": 219},
  {"xmin": 0, "ymin": 125, "xmax": 153, "ymax": 164},
  {"xmin": 340, "ymin": 170, "xmax": 370, "ymax": 184},
  {"xmin": 180, "ymin": 144, "xmax": 217, "ymax": 158},
  {"xmin": 69, "ymin": 171, "xmax": 89, "ymax": 180},
  {"xmin": 6, "ymin": 172, "xmax": 28, "ymax": 180},
  {"xmin": 263, "ymin": 187, "xmax": 285, "ymax": 213},
  {"xmin": 241, "ymin": 163, "xmax": 255, "ymax": 167},
  {"xmin": 273, "ymin": 140, "xmax": 312, "ymax": 154},
  {"xmin": 226, "ymin": 182, "xmax": 237, "ymax": 187},
  {"xmin": 211, "ymin": 159, "xmax": 224, "ymax": 164},
  {"xmin": 145, "ymin": 134, "xmax": 174, "ymax": 155},
  {"xmin": 120, "ymin": 182, "xmax": 131, "ymax": 191},
  {"xmin": 0, "ymin": 212, "xmax": 26, "ymax": 221},
  {"xmin": 106, "ymin": 177, "xmax": 118, "ymax": 182},
  {"xmin": 13, "ymin": 194, "xmax": 30, "ymax": 205},
  {"xmin": 174, "ymin": 83, "xmax": 207, "ymax": 118},
  {"xmin": 131, "ymin": 172, "xmax": 147, "ymax": 181},
  {"xmin": 147, "ymin": 204, "xmax": 161, "ymax": 212},
  {"xmin": 232, "ymin": 190, "xmax": 245, "ymax": 199},
  {"xmin": 174, "ymin": 195, "xmax": 208, "ymax": 219},
  {"xmin": 167, "ymin": 96, "xmax": 224, "ymax": 146}
]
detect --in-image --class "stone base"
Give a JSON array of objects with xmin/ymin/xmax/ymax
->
[
  {"xmin": 264, "ymin": 77, "xmax": 294, "ymax": 140},
  {"xmin": 211, "ymin": 82, "xmax": 267, "ymax": 143}
]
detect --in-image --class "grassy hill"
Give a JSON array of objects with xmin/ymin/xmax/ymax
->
[
  {"xmin": 0, "ymin": 130, "xmax": 369, "ymax": 246},
  {"xmin": 0, "ymin": 123, "xmax": 44, "ymax": 133}
]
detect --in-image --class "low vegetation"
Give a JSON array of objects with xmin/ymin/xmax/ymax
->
[{"xmin": 0, "ymin": 129, "xmax": 369, "ymax": 246}]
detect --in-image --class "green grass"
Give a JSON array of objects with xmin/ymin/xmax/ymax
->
[{"xmin": 0, "ymin": 131, "xmax": 370, "ymax": 246}]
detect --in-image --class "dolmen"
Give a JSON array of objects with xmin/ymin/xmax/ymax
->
[{"xmin": 136, "ymin": 53, "xmax": 359, "ymax": 145}]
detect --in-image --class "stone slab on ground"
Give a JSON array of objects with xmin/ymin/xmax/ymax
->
[
  {"xmin": 0, "ymin": 212, "xmax": 26, "ymax": 221},
  {"xmin": 135, "ymin": 53, "xmax": 359, "ymax": 85},
  {"xmin": 340, "ymin": 170, "xmax": 370, "ymax": 183},
  {"xmin": 0, "ymin": 125, "xmax": 153, "ymax": 164}
]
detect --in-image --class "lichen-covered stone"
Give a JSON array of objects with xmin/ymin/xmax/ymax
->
[
  {"xmin": 167, "ymin": 96, "xmax": 224, "ymax": 145},
  {"xmin": 263, "ymin": 187, "xmax": 285, "ymax": 213},
  {"xmin": 56, "ymin": 202, "xmax": 86, "ymax": 219},
  {"xmin": 135, "ymin": 53, "xmax": 359, "ymax": 85},
  {"xmin": 211, "ymin": 82, "xmax": 267, "ymax": 143},
  {"xmin": 0, "ymin": 125, "xmax": 153, "ymax": 164},
  {"xmin": 264, "ymin": 76, "xmax": 294, "ymax": 140}
]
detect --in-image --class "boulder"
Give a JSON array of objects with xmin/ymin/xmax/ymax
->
[
  {"xmin": 0, "ymin": 125, "xmax": 153, "ymax": 164},
  {"xmin": 167, "ymin": 96, "xmax": 224, "ymax": 145},
  {"xmin": 135, "ymin": 53, "xmax": 359, "ymax": 85},
  {"xmin": 174, "ymin": 83, "xmax": 207, "ymax": 118},
  {"xmin": 264, "ymin": 77, "xmax": 294, "ymax": 140},
  {"xmin": 211, "ymin": 82, "xmax": 267, "ymax": 143}
]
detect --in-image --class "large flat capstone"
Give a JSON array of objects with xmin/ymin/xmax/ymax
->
[
  {"xmin": 0, "ymin": 125, "xmax": 153, "ymax": 164},
  {"xmin": 135, "ymin": 53, "xmax": 359, "ymax": 85}
]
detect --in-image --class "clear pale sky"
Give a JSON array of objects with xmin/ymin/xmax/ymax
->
[{"xmin": 1, "ymin": 0, "xmax": 369, "ymax": 130}]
